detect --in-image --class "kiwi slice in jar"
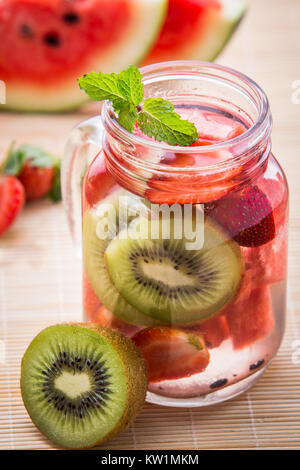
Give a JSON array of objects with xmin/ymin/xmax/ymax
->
[
  {"xmin": 20, "ymin": 324, "xmax": 147, "ymax": 449},
  {"xmin": 105, "ymin": 215, "xmax": 244, "ymax": 325},
  {"xmin": 82, "ymin": 189, "xmax": 161, "ymax": 326}
]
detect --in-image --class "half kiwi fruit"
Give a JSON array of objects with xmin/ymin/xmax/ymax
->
[
  {"xmin": 105, "ymin": 215, "xmax": 244, "ymax": 324},
  {"xmin": 82, "ymin": 190, "xmax": 161, "ymax": 326},
  {"xmin": 20, "ymin": 324, "xmax": 147, "ymax": 449}
]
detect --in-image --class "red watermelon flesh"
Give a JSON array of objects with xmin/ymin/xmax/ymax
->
[
  {"xmin": 0, "ymin": 0, "xmax": 167, "ymax": 110},
  {"xmin": 188, "ymin": 314, "xmax": 230, "ymax": 349},
  {"xmin": 0, "ymin": 0, "xmax": 131, "ymax": 84},
  {"xmin": 142, "ymin": 0, "xmax": 247, "ymax": 65},
  {"xmin": 224, "ymin": 286, "xmax": 274, "ymax": 350}
]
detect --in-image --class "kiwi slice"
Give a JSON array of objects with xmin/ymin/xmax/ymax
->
[
  {"xmin": 20, "ymin": 324, "xmax": 147, "ymax": 449},
  {"xmin": 105, "ymin": 216, "xmax": 244, "ymax": 324},
  {"xmin": 83, "ymin": 191, "xmax": 160, "ymax": 326}
]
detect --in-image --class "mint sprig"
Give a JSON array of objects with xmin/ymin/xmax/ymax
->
[{"xmin": 78, "ymin": 66, "xmax": 198, "ymax": 146}]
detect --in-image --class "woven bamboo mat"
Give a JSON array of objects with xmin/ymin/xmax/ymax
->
[{"xmin": 1, "ymin": 0, "xmax": 300, "ymax": 450}]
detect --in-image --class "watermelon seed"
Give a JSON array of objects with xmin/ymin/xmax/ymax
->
[
  {"xmin": 44, "ymin": 32, "xmax": 61, "ymax": 47},
  {"xmin": 249, "ymin": 359, "xmax": 264, "ymax": 371},
  {"xmin": 210, "ymin": 378, "xmax": 227, "ymax": 389},
  {"xmin": 63, "ymin": 12, "xmax": 80, "ymax": 24},
  {"xmin": 20, "ymin": 24, "xmax": 34, "ymax": 38}
]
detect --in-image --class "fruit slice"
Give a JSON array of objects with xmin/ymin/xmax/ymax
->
[
  {"xmin": 132, "ymin": 326, "xmax": 209, "ymax": 382},
  {"xmin": 0, "ymin": 0, "xmax": 167, "ymax": 111},
  {"xmin": 83, "ymin": 192, "xmax": 160, "ymax": 326},
  {"xmin": 105, "ymin": 215, "xmax": 244, "ymax": 324},
  {"xmin": 205, "ymin": 185, "xmax": 276, "ymax": 247},
  {"xmin": 142, "ymin": 0, "xmax": 246, "ymax": 65},
  {"xmin": 83, "ymin": 273, "xmax": 141, "ymax": 337},
  {"xmin": 0, "ymin": 175, "xmax": 25, "ymax": 235},
  {"xmin": 241, "ymin": 221, "xmax": 288, "ymax": 286},
  {"xmin": 224, "ymin": 286, "xmax": 274, "ymax": 350},
  {"xmin": 188, "ymin": 314, "xmax": 230, "ymax": 349},
  {"xmin": 83, "ymin": 153, "xmax": 117, "ymax": 208},
  {"xmin": 21, "ymin": 324, "xmax": 147, "ymax": 449},
  {"xmin": 144, "ymin": 105, "xmax": 247, "ymax": 205}
]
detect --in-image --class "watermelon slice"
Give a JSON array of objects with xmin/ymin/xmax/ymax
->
[
  {"xmin": 224, "ymin": 286, "xmax": 274, "ymax": 350},
  {"xmin": 187, "ymin": 314, "xmax": 230, "ymax": 349},
  {"xmin": 0, "ymin": 0, "xmax": 167, "ymax": 111},
  {"xmin": 142, "ymin": 0, "xmax": 247, "ymax": 65}
]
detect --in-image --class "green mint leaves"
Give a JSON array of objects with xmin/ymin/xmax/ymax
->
[
  {"xmin": 138, "ymin": 98, "xmax": 198, "ymax": 146},
  {"xmin": 78, "ymin": 66, "xmax": 198, "ymax": 146}
]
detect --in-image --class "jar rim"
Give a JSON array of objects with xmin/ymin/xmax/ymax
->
[{"xmin": 102, "ymin": 60, "xmax": 272, "ymax": 172}]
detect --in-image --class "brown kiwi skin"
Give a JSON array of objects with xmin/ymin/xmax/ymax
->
[{"xmin": 69, "ymin": 323, "xmax": 148, "ymax": 449}]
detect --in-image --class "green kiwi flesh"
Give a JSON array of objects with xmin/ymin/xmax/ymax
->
[
  {"xmin": 105, "ymin": 216, "xmax": 244, "ymax": 324},
  {"xmin": 82, "ymin": 191, "xmax": 161, "ymax": 326},
  {"xmin": 20, "ymin": 324, "xmax": 147, "ymax": 449}
]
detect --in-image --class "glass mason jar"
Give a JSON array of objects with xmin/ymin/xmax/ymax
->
[{"xmin": 62, "ymin": 61, "xmax": 288, "ymax": 407}]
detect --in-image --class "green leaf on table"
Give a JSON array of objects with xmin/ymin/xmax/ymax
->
[
  {"xmin": 49, "ymin": 159, "xmax": 62, "ymax": 202},
  {"xmin": 17, "ymin": 145, "xmax": 54, "ymax": 168},
  {"xmin": 1, "ymin": 143, "xmax": 26, "ymax": 175},
  {"xmin": 137, "ymin": 98, "xmax": 198, "ymax": 146}
]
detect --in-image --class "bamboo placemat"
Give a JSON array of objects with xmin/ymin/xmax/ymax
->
[{"xmin": 1, "ymin": 0, "xmax": 300, "ymax": 450}]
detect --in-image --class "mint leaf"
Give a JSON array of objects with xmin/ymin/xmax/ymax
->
[
  {"xmin": 118, "ymin": 66, "xmax": 144, "ymax": 106},
  {"xmin": 138, "ymin": 98, "xmax": 198, "ymax": 146},
  {"xmin": 117, "ymin": 102, "xmax": 138, "ymax": 133},
  {"xmin": 78, "ymin": 66, "xmax": 199, "ymax": 146},
  {"xmin": 78, "ymin": 72, "xmax": 128, "ymax": 112}
]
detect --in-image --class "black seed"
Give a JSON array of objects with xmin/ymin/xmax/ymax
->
[
  {"xmin": 44, "ymin": 32, "xmax": 61, "ymax": 47},
  {"xmin": 20, "ymin": 24, "xmax": 34, "ymax": 38},
  {"xmin": 249, "ymin": 359, "xmax": 265, "ymax": 371},
  {"xmin": 62, "ymin": 12, "xmax": 80, "ymax": 24},
  {"xmin": 210, "ymin": 378, "xmax": 228, "ymax": 389}
]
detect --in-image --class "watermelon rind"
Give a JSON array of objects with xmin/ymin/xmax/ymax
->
[
  {"xmin": 142, "ymin": 0, "xmax": 247, "ymax": 66},
  {"xmin": 0, "ymin": 0, "xmax": 168, "ymax": 112},
  {"xmin": 199, "ymin": 0, "xmax": 247, "ymax": 62}
]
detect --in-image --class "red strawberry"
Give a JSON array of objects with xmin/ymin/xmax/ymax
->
[
  {"xmin": 19, "ymin": 160, "xmax": 55, "ymax": 201},
  {"xmin": 132, "ymin": 326, "xmax": 209, "ymax": 382},
  {"xmin": 0, "ymin": 175, "xmax": 25, "ymax": 235},
  {"xmin": 205, "ymin": 185, "xmax": 276, "ymax": 247}
]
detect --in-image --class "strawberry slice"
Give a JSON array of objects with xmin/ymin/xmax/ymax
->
[
  {"xmin": 205, "ymin": 185, "xmax": 276, "ymax": 247},
  {"xmin": 0, "ymin": 175, "xmax": 25, "ymax": 235},
  {"xmin": 132, "ymin": 326, "xmax": 209, "ymax": 382},
  {"xmin": 19, "ymin": 160, "xmax": 55, "ymax": 201}
]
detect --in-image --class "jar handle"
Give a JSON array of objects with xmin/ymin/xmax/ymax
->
[{"xmin": 61, "ymin": 116, "xmax": 103, "ymax": 256}]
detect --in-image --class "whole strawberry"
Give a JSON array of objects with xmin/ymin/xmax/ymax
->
[
  {"xmin": 205, "ymin": 185, "xmax": 276, "ymax": 247},
  {"xmin": 0, "ymin": 175, "xmax": 25, "ymax": 235},
  {"xmin": 1, "ymin": 144, "xmax": 61, "ymax": 202},
  {"xmin": 19, "ymin": 161, "xmax": 54, "ymax": 201}
]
